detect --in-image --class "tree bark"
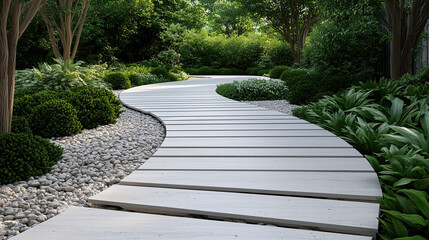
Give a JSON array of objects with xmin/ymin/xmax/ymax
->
[
  {"xmin": 41, "ymin": 0, "xmax": 90, "ymax": 61},
  {"xmin": 386, "ymin": 0, "xmax": 429, "ymax": 78},
  {"xmin": 0, "ymin": 0, "xmax": 46, "ymax": 134}
]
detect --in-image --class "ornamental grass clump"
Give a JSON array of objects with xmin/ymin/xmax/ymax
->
[{"xmin": 216, "ymin": 78, "xmax": 288, "ymax": 101}]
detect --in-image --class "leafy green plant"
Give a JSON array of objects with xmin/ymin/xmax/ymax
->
[
  {"xmin": 0, "ymin": 133, "xmax": 63, "ymax": 185},
  {"xmin": 216, "ymin": 78, "xmax": 288, "ymax": 101},
  {"xmin": 30, "ymin": 100, "xmax": 82, "ymax": 138},
  {"xmin": 104, "ymin": 72, "xmax": 132, "ymax": 90},
  {"xmin": 245, "ymin": 67, "xmax": 261, "ymax": 75},
  {"xmin": 15, "ymin": 58, "xmax": 108, "ymax": 92}
]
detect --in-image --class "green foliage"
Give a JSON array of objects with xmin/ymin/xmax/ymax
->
[
  {"xmin": 293, "ymin": 72, "xmax": 429, "ymax": 238},
  {"xmin": 180, "ymin": 31, "xmax": 265, "ymax": 69},
  {"xmin": 13, "ymin": 91, "xmax": 60, "ymax": 119},
  {"xmin": 128, "ymin": 73, "xmax": 144, "ymax": 86},
  {"xmin": 269, "ymin": 66, "xmax": 289, "ymax": 79},
  {"xmin": 245, "ymin": 67, "xmax": 261, "ymax": 75},
  {"xmin": 104, "ymin": 72, "xmax": 132, "ymax": 90},
  {"xmin": 156, "ymin": 49, "xmax": 181, "ymax": 69},
  {"xmin": 303, "ymin": 0, "xmax": 381, "ymax": 84},
  {"xmin": 216, "ymin": 78, "xmax": 288, "ymax": 101},
  {"xmin": 15, "ymin": 59, "xmax": 108, "ymax": 92},
  {"xmin": 66, "ymin": 86, "xmax": 121, "ymax": 129},
  {"xmin": 258, "ymin": 41, "xmax": 294, "ymax": 69},
  {"xmin": 0, "ymin": 133, "xmax": 63, "ymax": 185},
  {"xmin": 184, "ymin": 68, "xmax": 198, "ymax": 75},
  {"xmin": 257, "ymin": 69, "xmax": 270, "ymax": 76},
  {"xmin": 150, "ymin": 67, "xmax": 179, "ymax": 81},
  {"xmin": 30, "ymin": 100, "xmax": 82, "ymax": 138},
  {"xmin": 11, "ymin": 117, "xmax": 31, "ymax": 134},
  {"xmin": 197, "ymin": 66, "xmax": 218, "ymax": 75}
]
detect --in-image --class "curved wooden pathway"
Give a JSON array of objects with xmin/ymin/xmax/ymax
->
[{"xmin": 13, "ymin": 76, "xmax": 382, "ymax": 240}]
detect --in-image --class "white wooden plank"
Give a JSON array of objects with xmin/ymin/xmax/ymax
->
[
  {"xmin": 153, "ymin": 147, "xmax": 362, "ymax": 157},
  {"xmin": 161, "ymin": 115, "xmax": 297, "ymax": 121},
  {"xmin": 141, "ymin": 107, "xmax": 266, "ymax": 112},
  {"xmin": 166, "ymin": 130, "xmax": 335, "ymax": 137},
  {"xmin": 89, "ymin": 185, "xmax": 380, "ymax": 236},
  {"xmin": 11, "ymin": 207, "xmax": 371, "ymax": 240},
  {"xmin": 164, "ymin": 119, "xmax": 308, "ymax": 124},
  {"xmin": 139, "ymin": 157, "xmax": 374, "ymax": 172},
  {"xmin": 166, "ymin": 124, "xmax": 322, "ymax": 131},
  {"xmin": 161, "ymin": 137, "xmax": 351, "ymax": 148},
  {"xmin": 155, "ymin": 111, "xmax": 286, "ymax": 117},
  {"xmin": 121, "ymin": 171, "xmax": 382, "ymax": 201}
]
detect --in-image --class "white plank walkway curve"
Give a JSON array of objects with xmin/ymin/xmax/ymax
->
[{"xmin": 12, "ymin": 76, "xmax": 382, "ymax": 240}]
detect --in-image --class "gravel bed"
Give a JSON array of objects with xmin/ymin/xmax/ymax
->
[
  {"xmin": 243, "ymin": 100, "xmax": 300, "ymax": 115},
  {"xmin": 0, "ymin": 91, "xmax": 165, "ymax": 239}
]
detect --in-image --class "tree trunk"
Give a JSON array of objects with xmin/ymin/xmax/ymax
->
[{"xmin": 0, "ymin": 0, "xmax": 47, "ymax": 134}]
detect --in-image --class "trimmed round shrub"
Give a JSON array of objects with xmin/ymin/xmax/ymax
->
[
  {"xmin": 67, "ymin": 86, "xmax": 123, "ymax": 125},
  {"xmin": 257, "ymin": 69, "xmax": 270, "ymax": 76},
  {"xmin": 104, "ymin": 72, "xmax": 132, "ymax": 90},
  {"xmin": 30, "ymin": 100, "xmax": 82, "ymax": 138},
  {"xmin": 216, "ymin": 79, "xmax": 288, "ymax": 101},
  {"xmin": 246, "ymin": 67, "xmax": 261, "ymax": 75},
  {"xmin": 0, "ymin": 133, "xmax": 63, "ymax": 185},
  {"xmin": 269, "ymin": 66, "xmax": 289, "ymax": 79},
  {"xmin": 11, "ymin": 116, "xmax": 31, "ymax": 134},
  {"xmin": 128, "ymin": 73, "xmax": 143, "ymax": 86},
  {"xmin": 13, "ymin": 90, "xmax": 60, "ymax": 118},
  {"xmin": 68, "ymin": 93, "xmax": 116, "ymax": 129}
]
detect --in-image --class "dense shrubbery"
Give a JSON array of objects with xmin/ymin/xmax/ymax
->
[
  {"xmin": 0, "ymin": 133, "xmax": 63, "ymax": 185},
  {"xmin": 104, "ymin": 72, "xmax": 132, "ymax": 90},
  {"xmin": 292, "ymin": 70, "xmax": 429, "ymax": 239},
  {"xmin": 216, "ymin": 78, "xmax": 288, "ymax": 101},
  {"xmin": 180, "ymin": 31, "xmax": 293, "ymax": 70},
  {"xmin": 30, "ymin": 100, "xmax": 82, "ymax": 138},
  {"xmin": 13, "ymin": 86, "xmax": 123, "ymax": 138}
]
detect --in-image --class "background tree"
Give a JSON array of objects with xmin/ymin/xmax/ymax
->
[
  {"xmin": 385, "ymin": 0, "xmax": 429, "ymax": 78},
  {"xmin": 40, "ymin": 0, "xmax": 90, "ymax": 61},
  {"xmin": 202, "ymin": 0, "xmax": 255, "ymax": 37},
  {"xmin": 238, "ymin": 0, "xmax": 319, "ymax": 63},
  {"xmin": 0, "ymin": 0, "xmax": 46, "ymax": 134}
]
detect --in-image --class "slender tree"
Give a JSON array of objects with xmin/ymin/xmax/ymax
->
[
  {"xmin": 238, "ymin": 0, "xmax": 319, "ymax": 63},
  {"xmin": 384, "ymin": 0, "xmax": 429, "ymax": 78},
  {"xmin": 40, "ymin": 0, "xmax": 90, "ymax": 61},
  {"xmin": 0, "ymin": 0, "xmax": 47, "ymax": 134}
]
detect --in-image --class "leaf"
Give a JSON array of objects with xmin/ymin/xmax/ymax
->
[
  {"xmin": 414, "ymin": 178, "xmax": 429, "ymax": 190},
  {"xmin": 391, "ymin": 217, "xmax": 408, "ymax": 237},
  {"xmin": 393, "ymin": 236, "xmax": 427, "ymax": 240},
  {"xmin": 399, "ymin": 189, "xmax": 429, "ymax": 219},
  {"xmin": 394, "ymin": 178, "xmax": 417, "ymax": 188},
  {"xmin": 382, "ymin": 210, "xmax": 427, "ymax": 227}
]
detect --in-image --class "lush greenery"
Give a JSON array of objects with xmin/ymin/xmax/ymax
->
[
  {"xmin": 216, "ymin": 78, "xmax": 288, "ymax": 101},
  {"xmin": 13, "ymin": 86, "xmax": 122, "ymax": 138},
  {"xmin": 293, "ymin": 68, "xmax": 429, "ymax": 239},
  {"xmin": 0, "ymin": 133, "xmax": 63, "ymax": 185},
  {"xmin": 180, "ymin": 31, "xmax": 293, "ymax": 70}
]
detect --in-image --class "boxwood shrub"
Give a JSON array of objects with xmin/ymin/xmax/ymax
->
[
  {"xmin": 269, "ymin": 66, "xmax": 289, "ymax": 79},
  {"xmin": 0, "ymin": 133, "xmax": 63, "ymax": 185},
  {"xmin": 104, "ymin": 72, "xmax": 132, "ymax": 90},
  {"xmin": 11, "ymin": 116, "xmax": 31, "ymax": 134},
  {"xmin": 30, "ymin": 100, "xmax": 82, "ymax": 138},
  {"xmin": 246, "ymin": 67, "xmax": 261, "ymax": 75},
  {"xmin": 216, "ymin": 78, "xmax": 288, "ymax": 101}
]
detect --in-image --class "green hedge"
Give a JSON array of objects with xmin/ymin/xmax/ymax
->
[{"xmin": 0, "ymin": 133, "xmax": 63, "ymax": 185}]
